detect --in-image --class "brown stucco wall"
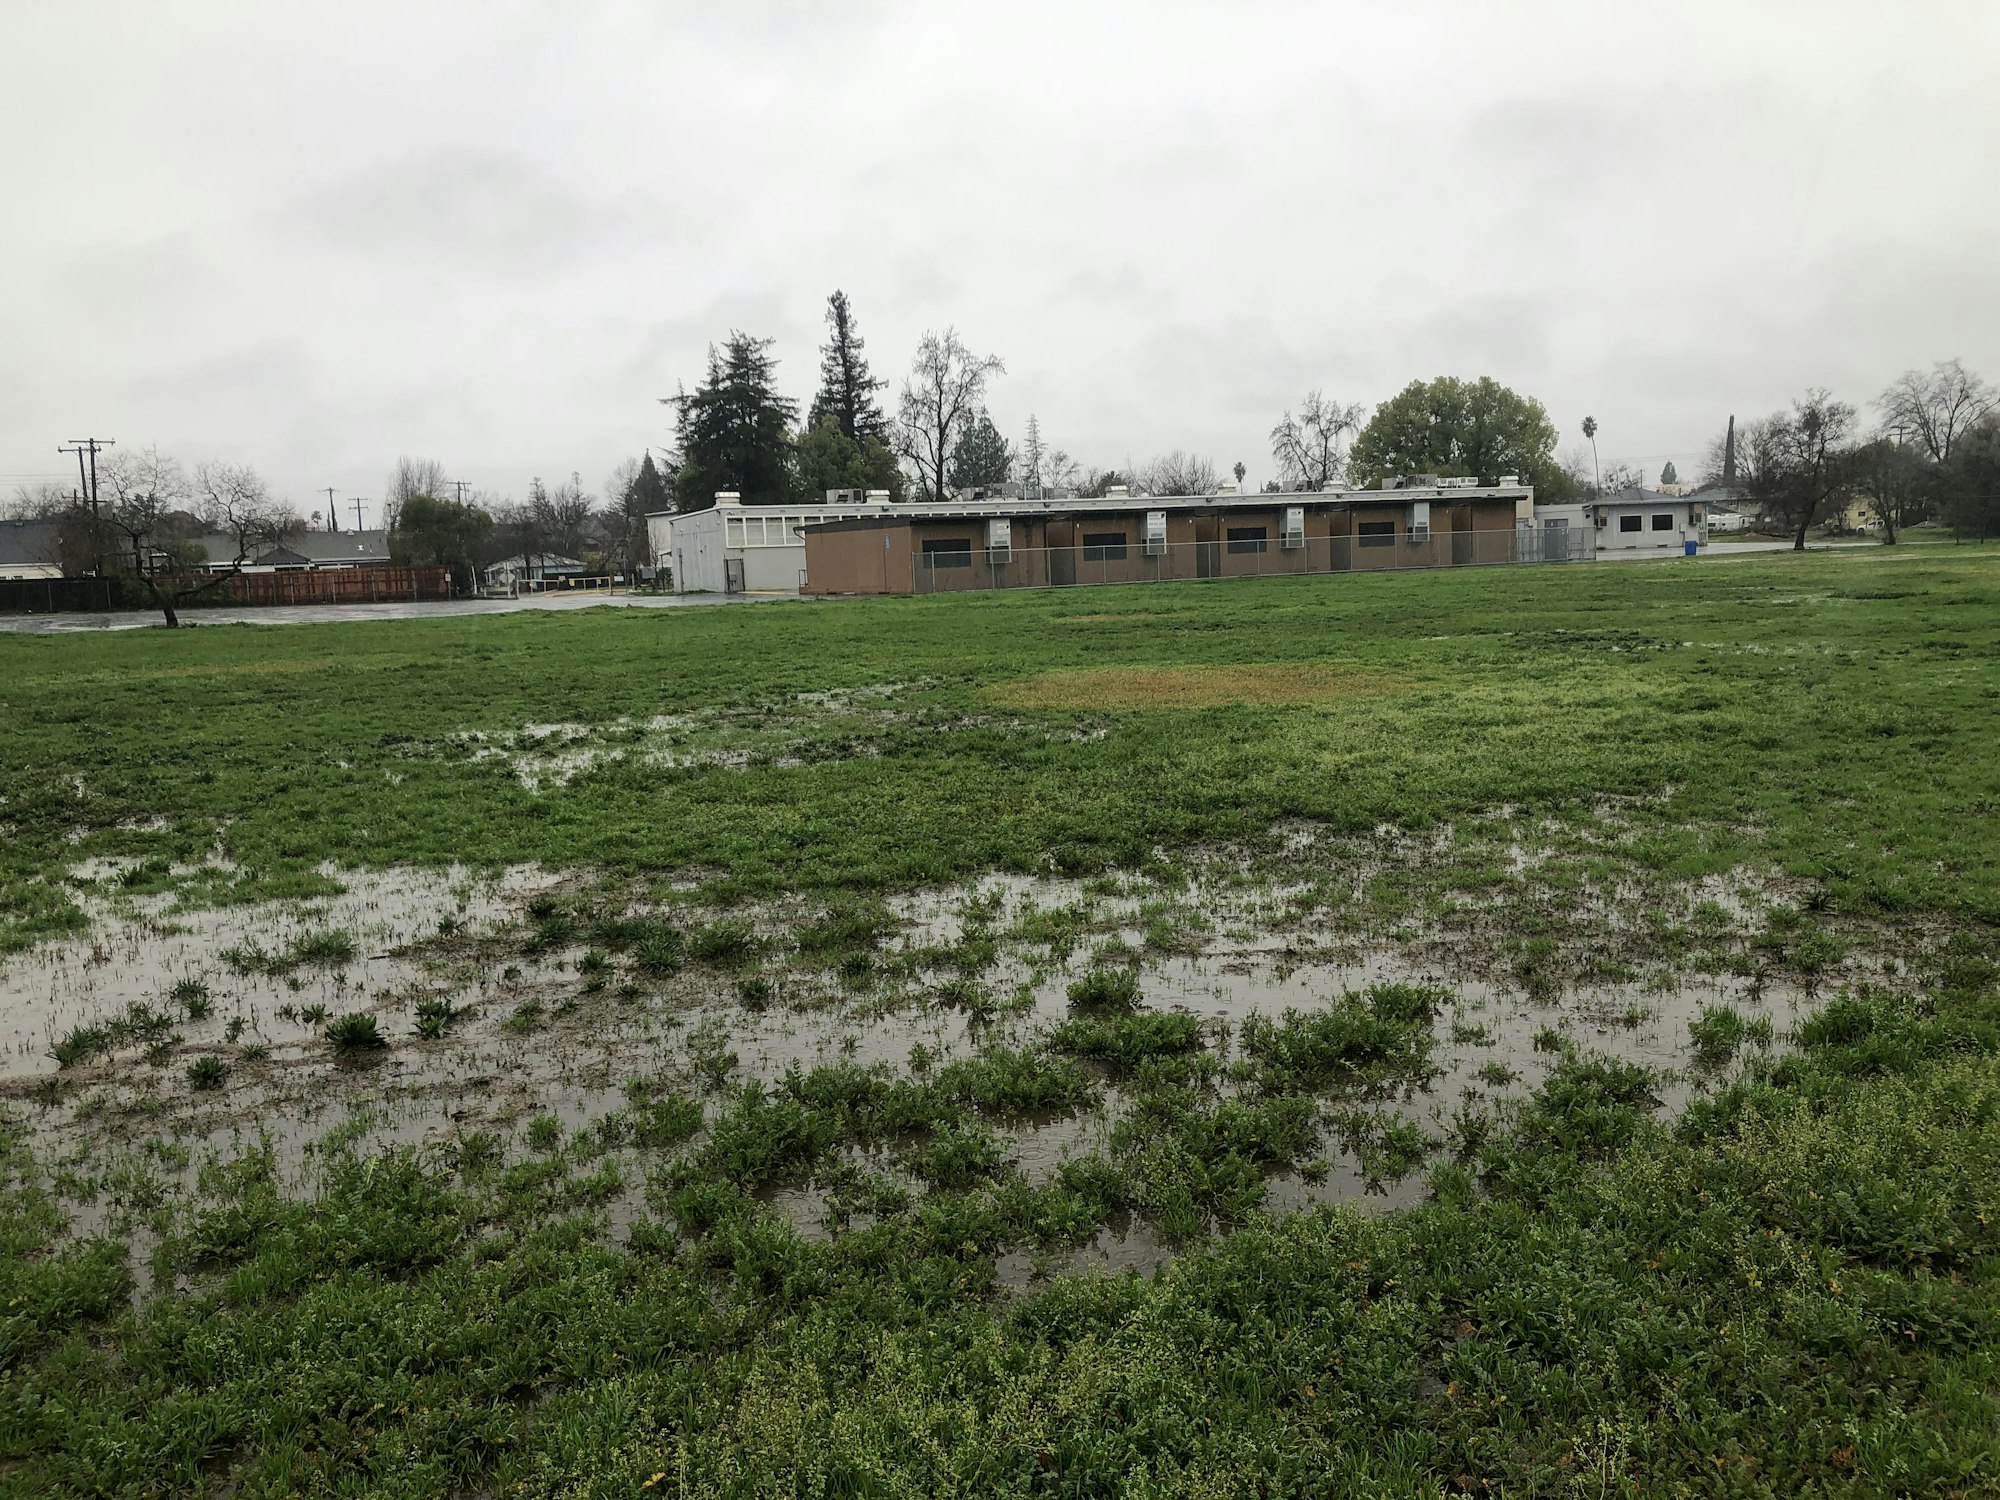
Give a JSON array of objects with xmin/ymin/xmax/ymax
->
[{"xmin": 803, "ymin": 523, "xmax": 914, "ymax": 594}]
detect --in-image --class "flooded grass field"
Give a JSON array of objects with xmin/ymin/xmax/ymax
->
[{"xmin": 2, "ymin": 549, "xmax": 1998, "ymax": 1496}]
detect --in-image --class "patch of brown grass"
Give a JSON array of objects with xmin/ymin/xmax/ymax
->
[{"xmin": 990, "ymin": 662, "xmax": 1402, "ymax": 710}]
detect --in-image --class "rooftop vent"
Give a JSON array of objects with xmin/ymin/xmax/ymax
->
[
  {"xmin": 1215, "ymin": 482, "xmax": 1238, "ymax": 495},
  {"xmin": 863, "ymin": 489, "xmax": 891, "ymax": 503},
  {"xmin": 1498, "ymin": 475, "xmax": 1519, "ymax": 487},
  {"xmin": 714, "ymin": 491, "xmax": 741, "ymax": 506},
  {"xmin": 1104, "ymin": 484, "xmax": 1130, "ymax": 498}
]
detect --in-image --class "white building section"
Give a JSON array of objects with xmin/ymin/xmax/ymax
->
[
  {"xmin": 647, "ymin": 491, "xmax": 893, "ymax": 593},
  {"xmin": 1535, "ymin": 489, "xmax": 1707, "ymax": 559}
]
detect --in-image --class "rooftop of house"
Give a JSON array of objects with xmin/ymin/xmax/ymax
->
[
  {"xmin": 191, "ymin": 528, "xmax": 392, "ymax": 565},
  {"xmin": 0, "ymin": 517, "xmax": 61, "ymax": 567}
]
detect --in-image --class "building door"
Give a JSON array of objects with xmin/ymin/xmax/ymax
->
[
  {"xmin": 1542, "ymin": 517, "xmax": 1569, "ymax": 562},
  {"xmin": 1453, "ymin": 507, "xmax": 1475, "ymax": 565},
  {"xmin": 1048, "ymin": 520, "xmax": 1076, "ymax": 586},
  {"xmin": 724, "ymin": 558, "xmax": 746, "ymax": 594},
  {"xmin": 1195, "ymin": 517, "xmax": 1219, "ymax": 578}
]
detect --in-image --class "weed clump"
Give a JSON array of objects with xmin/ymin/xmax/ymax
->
[
  {"xmin": 1051, "ymin": 1012, "xmax": 1206, "ymax": 1072},
  {"xmin": 186, "ymin": 1055, "xmax": 229, "ymax": 1092},
  {"xmin": 1240, "ymin": 984, "xmax": 1444, "ymax": 1089},
  {"xmin": 413, "ymin": 998, "xmax": 458, "ymax": 1039},
  {"xmin": 689, "ymin": 919, "xmax": 757, "ymax": 965},
  {"xmin": 1688, "ymin": 1004, "xmax": 1774, "ymax": 1067},
  {"xmin": 50, "ymin": 1024, "xmax": 111, "ymax": 1069},
  {"xmin": 324, "ymin": 1013, "xmax": 388, "ymax": 1052},
  {"xmin": 1066, "ymin": 966, "xmax": 1141, "ymax": 1014}
]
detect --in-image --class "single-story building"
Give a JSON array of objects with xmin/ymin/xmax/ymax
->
[
  {"xmin": 799, "ymin": 480, "xmax": 1544, "ymax": 596},
  {"xmin": 0, "ymin": 518, "xmax": 64, "ymax": 580},
  {"xmin": 1539, "ymin": 489, "xmax": 1707, "ymax": 557},
  {"xmin": 648, "ymin": 491, "xmax": 895, "ymax": 594}
]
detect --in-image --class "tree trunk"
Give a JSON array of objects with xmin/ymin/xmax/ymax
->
[
  {"xmin": 1881, "ymin": 508, "xmax": 1897, "ymax": 545},
  {"xmin": 1792, "ymin": 511, "xmax": 1810, "ymax": 551}
]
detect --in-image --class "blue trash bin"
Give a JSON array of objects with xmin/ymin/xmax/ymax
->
[{"xmin": 1683, "ymin": 540, "xmax": 1698, "ymax": 557}]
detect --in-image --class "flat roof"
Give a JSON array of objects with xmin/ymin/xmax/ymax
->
[{"xmin": 650, "ymin": 485, "xmax": 1531, "ymax": 529}]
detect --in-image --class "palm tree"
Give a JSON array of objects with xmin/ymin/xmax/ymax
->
[
  {"xmin": 1233, "ymin": 461, "xmax": 1247, "ymax": 490},
  {"xmin": 1581, "ymin": 416, "xmax": 1601, "ymax": 495}
]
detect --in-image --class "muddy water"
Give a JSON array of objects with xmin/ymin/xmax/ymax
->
[{"xmin": 1, "ymin": 855, "xmax": 1859, "ymax": 1282}]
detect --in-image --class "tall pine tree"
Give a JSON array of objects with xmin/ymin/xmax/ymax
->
[
  {"xmin": 808, "ymin": 291, "xmax": 888, "ymax": 445},
  {"xmin": 671, "ymin": 332, "xmax": 798, "ymax": 510}
]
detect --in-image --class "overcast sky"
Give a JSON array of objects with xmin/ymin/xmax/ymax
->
[{"xmin": 4, "ymin": 0, "xmax": 1997, "ymax": 523}]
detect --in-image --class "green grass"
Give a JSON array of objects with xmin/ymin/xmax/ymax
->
[{"xmin": 3, "ymin": 550, "xmax": 2000, "ymax": 1493}]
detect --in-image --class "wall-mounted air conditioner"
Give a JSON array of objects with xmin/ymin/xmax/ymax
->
[
  {"xmin": 1143, "ymin": 511, "xmax": 1167, "ymax": 556},
  {"xmin": 986, "ymin": 516, "xmax": 1012, "ymax": 563},
  {"xmin": 1281, "ymin": 505, "xmax": 1305, "ymax": 549}
]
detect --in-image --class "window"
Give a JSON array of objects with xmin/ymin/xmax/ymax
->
[
  {"xmin": 1082, "ymin": 531, "xmax": 1128, "ymax": 560},
  {"xmin": 1619, "ymin": 515, "xmax": 1643, "ymax": 533},
  {"xmin": 1357, "ymin": 521, "xmax": 1396, "ymax": 547},
  {"xmin": 1651, "ymin": 513, "xmax": 1675, "ymax": 531},
  {"xmin": 1226, "ymin": 526, "xmax": 1268, "ymax": 554},
  {"xmin": 922, "ymin": 537, "xmax": 973, "ymax": 568}
]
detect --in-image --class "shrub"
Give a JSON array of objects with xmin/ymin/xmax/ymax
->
[{"xmin": 1050, "ymin": 1012, "xmax": 1206, "ymax": 1071}]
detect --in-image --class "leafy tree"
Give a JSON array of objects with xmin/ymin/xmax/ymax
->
[
  {"xmin": 1877, "ymin": 358, "xmax": 1995, "ymax": 464},
  {"xmin": 385, "ymin": 457, "xmax": 449, "ymax": 531},
  {"xmin": 795, "ymin": 414, "xmax": 903, "ymax": 502},
  {"xmin": 808, "ymin": 291, "xmax": 888, "ymax": 446},
  {"xmin": 948, "ymin": 408, "xmax": 1013, "ymax": 490},
  {"xmin": 1739, "ymin": 390, "xmax": 1858, "ymax": 551},
  {"xmin": 1269, "ymin": 391, "xmax": 1364, "ymax": 490},
  {"xmin": 670, "ymin": 332, "xmax": 798, "ymax": 510},
  {"xmin": 1660, "ymin": 460, "xmax": 1678, "ymax": 485},
  {"xmin": 1939, "ymin": 418, "xmax": 2000, "ymax": 538},
  {"xmin": 390, "ymin": 493, "xmax": 493, "ymax": 589},
  {"xmin": 1347, "ymin": 377, "xmax": 1578, "ymax": 501},
  {"xmin": 1848, "ymin": 436, "xmax": 1931, "ymax": 543},
  {"xmin": 896, "ymin": 329, "xmax": 1004, "ymax": 505}
]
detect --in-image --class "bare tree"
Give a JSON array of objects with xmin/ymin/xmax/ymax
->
[
  {"xmin": 123, "ymin": 461, "xmax": 299, "ymax": 626},
  {"xmin": 6, "ymin": 481, "xmax": 73, "ymax": 519},
  {"xmin": 1139, "ymin": 451, "xmax": 1219, "ymax": 496},
  {"xmin": 536, "ymin": 472, "xmax": 597, "ymax": 561},
  {"xmin": 385, "ymin": 456, "xmax": 450, "ymax": 531},
  {"xmin": 98, "ymin": 446, "xmax": 192, "ymax": 576},
  {"xmin": 1877, "ymin": 359, "xmax": 1996, "ymax": 464},
  {"xmin": 1270, "ymin": 391, "xmax": 1365, "ymax": 490},
  {"xmin": 895, "ymin": 329, "xmax": 1004, "ymax": 506}
]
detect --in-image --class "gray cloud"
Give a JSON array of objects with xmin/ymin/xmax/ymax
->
[{"xmin": 3, "ymin": 0, "xmax": 1996, "ymax": 515}]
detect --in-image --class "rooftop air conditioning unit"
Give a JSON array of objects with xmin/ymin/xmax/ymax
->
[
  {"xmin": 714, "ymin": 491, "xmax": 741, "ymax": 506},
  {"xmin": 1105, "ymin": 484, "xmax": 1130, "ymax": 498},
  {"xmin": 1437, "ymin": 476, "xmax": 1479, "ymax": 489},
  {"xmin": 1281, "ymin": 505, "xmax": 1305, "ymax": 549},
  {"xmin": 1143, "ymin": 510, "xmax": 1167, "ymax": 556},
  {"xmin": 863, "ymin": 489, "xmax": 891, "ymax": 503},
  {"xmin": 1216, "ymin": 482, "xmax": 1238, "ymax": 496},
  {"xmin": 1497, "ymin": 475, "xmax": 1519, "ymax": 486}
]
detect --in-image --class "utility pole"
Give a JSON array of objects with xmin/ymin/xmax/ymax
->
[
  {"xmin": 450, "ymin": 479, "xmax": 469, "ymax": 504},
  {"xmin": 59, "ymin": 437, "xmax": 115, "ymax": 575},
  {"xmin": 323, "ymin": 488, "xmax": 340, "ymax": 532},
  {"xmin": 351, "ymin": 497, "xmax": 366, "ymax": 532}
]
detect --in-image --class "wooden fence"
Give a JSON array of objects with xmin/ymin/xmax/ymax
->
[{"xmin": 213, "ymin": 566, "xmax": 454, "ymax": 605}]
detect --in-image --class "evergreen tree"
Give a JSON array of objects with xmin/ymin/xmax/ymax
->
[
  {"xmin": 794, "ymin": 414, "xmax": 904, "ymax": 503},
  {"xmin": 1660, "ymin": 460, "xmax": 1678, "ymax": 486},
  {"xmin": 808, "ymin": 291, "xmax": 888, "ymax": 446},
  {"xmin": 671, "ymin": 332, "xmax": 798, "ymax": 510},
  {"xmin": 949, "ymin": 408, "xmax": 1013, "ymax": 490},
  {"xmin": 627, "ymin": 452, "xmax": 672, "ymax": 515}
]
